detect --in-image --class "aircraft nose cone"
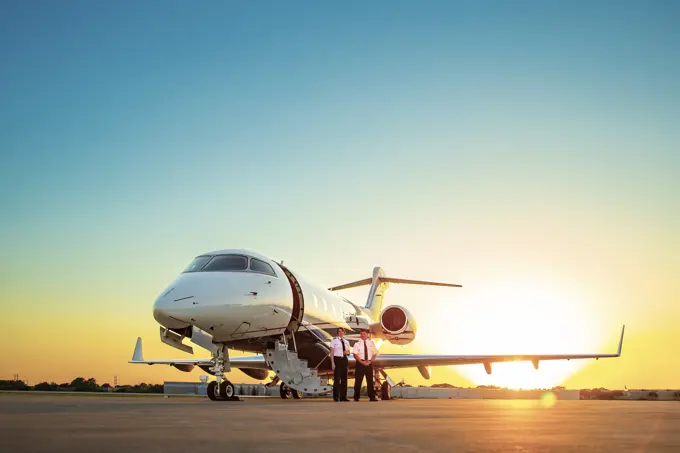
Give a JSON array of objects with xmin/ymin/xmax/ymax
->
[
  {"xmin": 153, "ymin": 294, "xmax": 171, "ymax": 326},
  {"xmin": 152, "ymin": 286, "xmax": 191, "ymax": 329}
]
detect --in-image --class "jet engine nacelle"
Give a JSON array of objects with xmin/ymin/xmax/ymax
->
[{"xmin": 379, "ymin": 305, "xmax": 417, "ymax": 345}]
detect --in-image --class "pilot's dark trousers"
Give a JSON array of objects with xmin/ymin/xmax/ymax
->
[
  {"xmin": 353, "ymin": 362, "xmax": 376, "ymax": 401},
  {"xmin": 333, "ymin": 356, "xmax": 348, "ymax": 401}
]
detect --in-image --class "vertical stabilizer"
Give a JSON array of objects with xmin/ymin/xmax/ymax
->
[{"xmin": 365, "ymin": 267, "xmax": 389, "ymax": 320}]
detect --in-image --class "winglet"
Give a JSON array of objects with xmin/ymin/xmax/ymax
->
[
  {"xmin": 131, "ymin": 337, "xmax": 144, "ymax": 362},
  {"xmin": 617, "ymin": 325, "xmax": 625, "ymax": 356}
]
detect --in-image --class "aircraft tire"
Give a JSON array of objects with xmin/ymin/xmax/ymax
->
[
  {"xmin": 220, "ymin": 381, "xmax": 235, "ymax": 400},
  {"xmin": 380, "ymin": 382, "xmax": 392, "ymax": 400},
  {"xmin": 280, "ymin": 382, "xmax": 292, "ymax": 399},
  {"xmin": 207, "ymin": 381, "xmax": 218, "ymax": 401},
  {"xmin": 291, "ymin": 389, "xmax": 302, "ymax": 399}
]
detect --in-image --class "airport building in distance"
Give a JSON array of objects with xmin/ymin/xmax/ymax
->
[
  {"xmin": 164, "ymin": 379, "xmax": 680, "ymax": 401},
  {"xmin": 164, "ymin": 381, "xmax": 677, "ymax": 401}
]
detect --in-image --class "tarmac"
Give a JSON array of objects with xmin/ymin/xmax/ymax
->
[{"xmin": 1, "ymin": 394, "xmax": 679, "ymax": 453}]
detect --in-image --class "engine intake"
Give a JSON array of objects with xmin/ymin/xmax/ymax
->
[
  {"xmin": 379, "ymin": 305, "xmax": 417, "ymax": 345},
  {"xmin": 381, "ymin": 306, "xmax": 407, "ymax": 333}
]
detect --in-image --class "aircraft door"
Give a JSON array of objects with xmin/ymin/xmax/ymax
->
[{"xmin": 274, "ymin": 263, "xmax": 304, "ymax": 333}]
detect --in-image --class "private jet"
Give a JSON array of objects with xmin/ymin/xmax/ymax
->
[{"xmin": 130, "ymin": 249, "xmax": 625, "ymax": 401}]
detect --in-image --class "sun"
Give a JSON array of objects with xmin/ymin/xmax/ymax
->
[{"xmin": 417, "ymin": 280, "xmax": 604, "ymax": 389}]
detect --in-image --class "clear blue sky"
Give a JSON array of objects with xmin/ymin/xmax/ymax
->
[
  {"xmin": 2, "ymin": 0, "xmax": 678, "ymax": 292},
  {"xmin": 1, "ymin": 1, "xmax": 679, "ymax": 386}
]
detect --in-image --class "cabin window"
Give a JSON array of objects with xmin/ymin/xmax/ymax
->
[
  {"xmin": 250, "ymin": 258, "xmax": 276, "ymax": 277},
  {"xmin": 202, "ymin": 255, "xmax": 248, "ymax": 272},
  {"xmin": 182, "ymin": 256, "xmax": 212, "ymax": 273}
]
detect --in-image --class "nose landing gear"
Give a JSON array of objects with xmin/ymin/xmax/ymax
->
[
  {"xmin": 207, "ymin": 381, "xmax": 218, "ymax": 401},
  {"xmin": 220, "ymin": 381, "xmax": 236, "ymax": 400},
  {"xmin": 206, "ymin": 380, "xmax": 237, "ymax": 401},
  {"xmin": 206, "ymin": 343, "xmax": 240, "ymax": 401}
]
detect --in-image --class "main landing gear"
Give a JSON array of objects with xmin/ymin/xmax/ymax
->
[
  {"xmin": 206, "ymin": 343, "xmax": 240, "ymax": 402},
  {"xmin": 375, "ymin": 369, "xmax": 392, "ymax": 401},
  {"xmin": 279, "ymin": 382, "xmax": 302, "ymax": 399},
  {"xmin": 380, "ymin": 381, "xmax": 392, "ymax": 400}
]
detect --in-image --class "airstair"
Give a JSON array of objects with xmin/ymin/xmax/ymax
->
[{"xmin": 265, "ymin": 341, "xmax": 331, "ymax": 395}]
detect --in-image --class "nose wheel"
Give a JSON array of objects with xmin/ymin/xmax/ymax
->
[
  {"xmin": 220, "ymin": 381, "xmax": 236, "ymax": 400},
  {"xmin": 207, "ymin": 380, "xmax": 237, "ymax": 401},
  {"xmin": 206, "ymin": 344, "xmax": 239, "ymax": 401},
  {"xmin": 207, "ymin": 381, "xmax": 219, "ymax": 401}
]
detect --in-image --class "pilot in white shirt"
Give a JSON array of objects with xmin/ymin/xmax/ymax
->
[
  {"xmin": 352, "ymin": 329, "xmax": 379, "ymax": 401},
  {"xmin": 330, "ymin": 327, "xmax": 351, "ymax": 402}
]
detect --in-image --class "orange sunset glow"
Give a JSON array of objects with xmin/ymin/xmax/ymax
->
[{"xmin": 2, "ymin": 1, "xmax": 678, "ymax": 394}]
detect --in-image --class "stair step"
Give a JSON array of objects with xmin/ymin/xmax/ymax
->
[{"xmin": 265, "ymin": 342, "xmax": 331, "ymax": 396}]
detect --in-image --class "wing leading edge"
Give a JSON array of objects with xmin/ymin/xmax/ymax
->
[
  {"xmin": 129, "ymin": 325, "xmax": 624, "ymax": 374},
  {"xmin": 374, "ymin": 325, "xmax": 625, "ymax": 370}
]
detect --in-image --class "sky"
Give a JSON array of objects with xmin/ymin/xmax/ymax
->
[{"xmin": 1, "ymin": 1, "xmax": 679, "ymax": 389}]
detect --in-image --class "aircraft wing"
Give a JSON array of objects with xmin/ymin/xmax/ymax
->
[
  {"xmin": 373, "ymin": 325, "xmax": 625, "ymax": 371},
  {"xmin": 128, "ymin": 337, "xmax": 269, "ymax": 370}
]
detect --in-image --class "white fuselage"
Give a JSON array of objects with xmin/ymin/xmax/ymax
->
[{"xmin": 153, "ymin": 249, "xmax": 368, "ymax": 349}]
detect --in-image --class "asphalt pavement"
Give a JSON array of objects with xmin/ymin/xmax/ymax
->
[{"xmin": 1, "ymin": 394, "xmax": 679, "ymax": 452}]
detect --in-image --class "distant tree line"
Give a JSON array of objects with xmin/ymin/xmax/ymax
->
[
  {"xmin": 0, "ymin": 377, "xmax": 163, "ymax": 394},
  {"xmin": 579, "ymin": 388, "xmax": 626, "ymax": 400},
  {"xmin": 577, "ymin": 388, "xmax": 680, "ymax": 400}
]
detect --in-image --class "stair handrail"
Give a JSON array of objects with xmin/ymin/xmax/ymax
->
[{"xmin": 287, "ymin": 314, "xmax": 333, "ymax": 371}]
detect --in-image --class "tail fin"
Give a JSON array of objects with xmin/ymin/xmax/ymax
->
[
  {"xmin": 328, "ymin": 268, "xmax": 462, "ymax": 321},
  {"xmin": 365, "ymin": 267, "xmax": 388, "ymax": 320}
]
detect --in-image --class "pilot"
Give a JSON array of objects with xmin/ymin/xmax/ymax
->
[
  {"xmin": 352, "ymin": 328, "xmax": 379, "ymax": 401},
  {"xmin": 329, "ymin": 327, "xmax": 351, "ymax": 402}
]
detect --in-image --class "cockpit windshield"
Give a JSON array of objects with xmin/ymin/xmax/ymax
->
[
  {"xmin": 182, "ymin": 256, "xmax": 212, "ymax": 273},
  {"xmin": 202, "ymin": 255, "xmax": 248, "ymax": 272},
  {"xmin": 181, "ymin": 254, "xmax": 276, "ymax": 276}
]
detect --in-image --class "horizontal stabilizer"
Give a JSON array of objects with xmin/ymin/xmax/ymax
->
[
  {"xmin": 382, "ymin": 277, "xmax": 461, "ymax": 288},
  {"xmin": 328, "ymin": 278, "xmax": 372, "ymax": 292},
  {"xmin": 329, "ymin": 276, "xmax": 461, "ymax": 291},
  {"xmin": 330, "ymin": 268, "xmax": 463, "ymax": 320}
]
